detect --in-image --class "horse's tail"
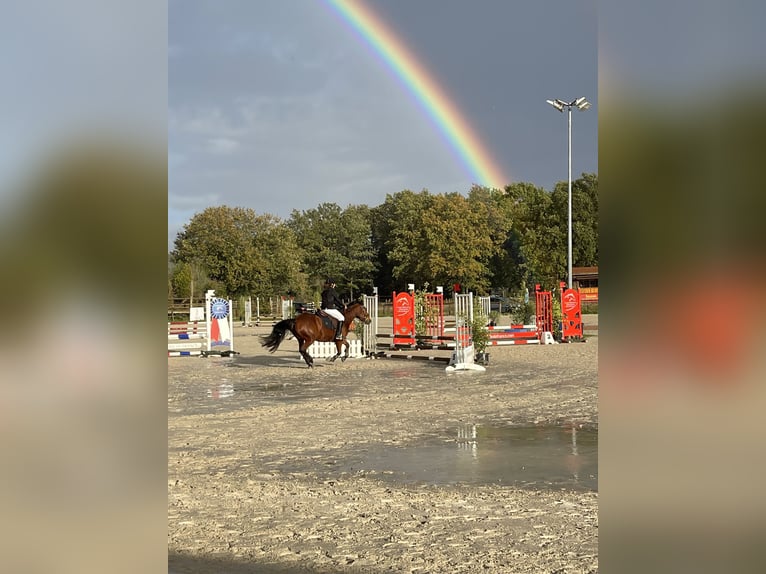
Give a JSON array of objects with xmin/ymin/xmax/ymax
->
[{"xmin": 261, "ymin": 319, "xmax": 295, "ymax": 353}]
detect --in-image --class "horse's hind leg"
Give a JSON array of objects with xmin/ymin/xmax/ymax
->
[{"xmin": 298, "ymin": 339, "xmax": 314, "ymax": 368}]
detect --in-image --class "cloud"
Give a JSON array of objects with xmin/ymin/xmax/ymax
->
[{"xmin": 206, "ymin": 137, "xmax": 239, "ymax": 155}]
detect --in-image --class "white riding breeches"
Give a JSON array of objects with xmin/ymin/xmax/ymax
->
[{"xmin": 325, "ymin": 308, "xmax": 344, "ymax": 323}]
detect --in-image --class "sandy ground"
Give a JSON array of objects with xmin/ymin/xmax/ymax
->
[{"xmin": 168, "ymin": 316, "xmax": 598, "ymax": 573}]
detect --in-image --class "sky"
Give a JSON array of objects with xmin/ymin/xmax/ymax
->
[{"xmin": 168, "ymin": 0, "xmax": 598, "ymax": 248}]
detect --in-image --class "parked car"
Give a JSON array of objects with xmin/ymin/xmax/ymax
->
[
  {"xmin": 489, "ymin": 295, "xmax": 523, "ymax": 313},
  {"xmin": 489, "ymin": 295, "xmax": 512, "ymax": 313}
]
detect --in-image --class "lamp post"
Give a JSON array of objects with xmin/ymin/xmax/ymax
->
[{"xmin": 546, "ymin": 97, "xmax": 590, "ymax": 289}]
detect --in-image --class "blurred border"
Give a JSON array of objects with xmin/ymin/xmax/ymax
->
[
  {"xmin": 0, "ymin": 2, "xmax": 167, "ymax": 573},
  {"xmin": 600, "ymin": 1, "xmax": 766, "ymax": 571}
]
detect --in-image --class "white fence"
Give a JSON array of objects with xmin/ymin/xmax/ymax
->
[
  {"xmin": 167, "ymin": 290, "xmax": 236, "ymax": 357},
  {"xmin": 446, "ymin": 292, "xmax": 485, "ymax": 372}
]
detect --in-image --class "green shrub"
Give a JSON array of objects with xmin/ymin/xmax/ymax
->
[
  {"xmin": 512, "ymin": 301, "xmax": 535, "ymax": 325},
  {"xmin": 552, "ymin": 296, "xmax": 563, "ymax": 341},
  {"xmin": 581, "ymin": 302, "xmax": 599, "ymax": 314},
  {"xmin": 471, "ymin": 309, "xmax": 490, "ymax": 353}
]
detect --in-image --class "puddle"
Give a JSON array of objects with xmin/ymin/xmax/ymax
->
[
  {"xmin": 170, "ymin": 375, "xmax": 357, "ymax": 416},
  {"xmin": 263, "ymin": 423, "xmax": 597, "ymax": 491}
]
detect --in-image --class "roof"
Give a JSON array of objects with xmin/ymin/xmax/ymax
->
[{"xmin": 572, "ymin": 266, "xmax": 598, "ymax": 279}]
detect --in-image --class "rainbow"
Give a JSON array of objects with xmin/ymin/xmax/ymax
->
[{"xmin": 324, "ymin": 0, "xmax": 508, "ymax": 189}]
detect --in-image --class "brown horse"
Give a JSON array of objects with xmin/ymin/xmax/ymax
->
[{"xmin": 261, "ymin": 302, "xmax": 371, "ymax": 368}]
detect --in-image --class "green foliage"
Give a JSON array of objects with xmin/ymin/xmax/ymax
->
[
  {"xmin": 412, "ymin": 283, "xmax": 440, "ymax": 337},
  {"xmin": 376, "ymin": 189, "xmax": 500, "ymax": 292},
  {"xmin": 168, "ymin": 175, "xmax": 598, "ymax": 302},
  {"xmin": 380, "ymin": 189, "xmax": 434, "ymax": 286},
  {"xmin": 512, "ymin": 301, "xmax": 535, "ymax": 326},
  {"xmin": 288, "ymin": 202, "xmax": 375, "ymax": 298},
  {"xmin": 550, "ymin": 174, "xmax": 599, "ymax": 274},
  {"xmin": 168, "ymin": 259, "xmax": 212, "ymax": 301},
  {"xmin": 353, "ymin": 319, "xmax": 365, "ymax": 340},
  {"xmin": 169, "ymin": 261, "xmax": 191, "ymax": 300},
  {"xmin": 551, "ymin": 295, "xmax": 563, "ymax": 341},
  {"xmin": 471, "ymin": 308, "xmax": 490, "ymax": 353},
  {"xmin": 488, "ymin": 176, "xmax": 599, "ymax": 293},
  {"xmin": 172, "ymin": 206, "xmax": 307, "ymax": 298},
  {"xmin": 581, "ymin": 302, "xmax": 599, "ymax": 314}
]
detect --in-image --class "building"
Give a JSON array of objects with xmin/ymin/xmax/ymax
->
[{"xmin": 573, "ymin": 266, "xmax": 598, "ymax": 303}]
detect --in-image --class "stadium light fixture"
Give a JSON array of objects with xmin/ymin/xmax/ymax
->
[{"xmin": 546, "ymin": 97, "xmax": 591, "ymax": 289}]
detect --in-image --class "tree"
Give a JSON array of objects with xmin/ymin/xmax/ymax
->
[
  {"xmin": 370, "ymin": 190, "xmax": 434, "ymax": 293},
  {"xmin": 420, "ymin": 192, "xmax": 496, "ymax": 292},
  {"xmin": 549, "ymin": 173, "xmax": 599, "ymax": 276},
  {"xmin": 381, "ymin": 190, "xmax": 435, "ymax": 288},
  {"xmin": 467, "ymin": 185, "xmax": 514, "ymax": 292},
  {"xmin": 338, "ymin": 204, "xmax": 376, "ymax": 298},
  {"xmin": 501, "ymin": 182, "xmax": 562, "ymax": 290},
  {"xmin": 172, "ymin": 206, "xmax": 306, "ymax": 297},
  {"xmin": 254, "ymin": 217, "xmax": 309, "ymax": 298},
  {"xmin": 288, "ymin": 203, "xmax": 375, "ymax": 299},
  {"xmin": 375, "ymin": 190, "xmax": 498, "ymax": 293},
  {"xmin": 572, "ymin": 172, "xmax": 599, "ymax": 268}
]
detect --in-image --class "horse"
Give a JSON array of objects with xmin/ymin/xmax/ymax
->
[{"xmin": 261, "ymin": 302, "xmax": 372, "ymax": 368}]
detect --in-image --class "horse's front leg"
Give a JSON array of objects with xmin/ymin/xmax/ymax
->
[
  {"xmin": 340, "ymin": 339, "xmax": 350, "ymax": 362},
  {"xmin": 329, "ymin": 339, "xmax": 343, "ymax": 362}
]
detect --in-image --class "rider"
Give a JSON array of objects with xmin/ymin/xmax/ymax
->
[{"xmin": 320, "ymin": 278, "xmax": 346, "ymax": 340}]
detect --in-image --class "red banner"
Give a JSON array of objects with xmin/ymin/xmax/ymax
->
[
  {"xmin": 393, "ymin": 291, "xmax": 415, "ymax": 345},
  {"xmin": 561, "ymin": 285, "xmax": 583, "ymax": 340}
]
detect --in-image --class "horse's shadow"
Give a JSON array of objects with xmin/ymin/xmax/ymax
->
[{"xmin": 231, "ymin": 353, "xmax": 337, "ymax": 369}]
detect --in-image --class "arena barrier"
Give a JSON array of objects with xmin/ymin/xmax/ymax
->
[
  {"xmin": 168, "ymin": 290, "xmax": 238, "ymax": 357},
  {"xmin": 363, "ymin": 292, "xmax": 452, "ymax": 364},
  {"xmin": 486, "ymin": 324, "xmax": 540, "ymax": 345},
  {"xmin": 559, "ymin": 282, "xmax": 584, "ymax": 341},
  {"xmin": 478, "ymin": 295, "xmax": 491, "ymax": 319},
  {"xmin": 363, "ymin": 290, "xmax": 484, "ymax": 371},
  {"xmin": 242, "ymin": 296, "xmax": 299, "ymax": 327},
  {"xmin": 392, "ymin": 290, "xmax": 416, "ymax": 346},
  {"xmin": 369, "ymin": 352, "xmax": 452, "ymax": 364},
  {"xmin": 362, "ymin": 293, "xmax": 379, "ymax": 354},
  {"xmin": 372, "ymin": 332, "xmax": 455, "ymax": 350},
  {"xmin": 424, "ymin": 291, "xmax": 445, "ymax": 338},
  {"xmin": 535, "ymin": 285, "xmax": 554, "ymax": 337},
  {"xmin": 243, "ymin": 297, "xmax": 253, "ymax": 327},
  {"xmin": 446, "ymin": 292, "xmax": 485, "ymax": 372},
  {"xmin": 306, "ymin": 340, "xmax": 363, "ymax": 359}
]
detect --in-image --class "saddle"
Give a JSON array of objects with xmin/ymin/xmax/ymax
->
[{"xmin": 316, "ymin": 309, "xmax": 338, "ymax": 331}]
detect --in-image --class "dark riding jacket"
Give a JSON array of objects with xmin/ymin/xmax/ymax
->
[{"xmin": 321, "ymin": 287, "xmax": 344, "ymax": 311}]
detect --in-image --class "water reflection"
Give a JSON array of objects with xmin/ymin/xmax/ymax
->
[
  {"xmin": 206, "ymin": 383, "xmax": 234, "ymax": 399},
  {"xmin": 449, "ymin": 422, "xmax": 596, "ymax": 489},
  {"xmin": 446, "ymin": 422, "xmax": 597, "ymax": 489},
  {"xmin": 456, "ymin": 423, "xmax": 478, "ymax": 458},
  {"xmin": 266, "ymin": 422, "xmax": 598, "ymax": 491}
]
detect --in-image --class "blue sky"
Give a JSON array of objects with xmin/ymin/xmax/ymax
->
[{"xmin": 168, "ymin": 0, "xmax": 598, "ymax": 249}]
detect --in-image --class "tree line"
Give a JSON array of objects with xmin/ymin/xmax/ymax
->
[{"xmin": 168, "ymin": 174, "xmax": 598, "ymax": 304}]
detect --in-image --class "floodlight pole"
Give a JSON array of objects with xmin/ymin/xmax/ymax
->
[
  {"xmin": 567, "ymin": 105, "xmax": 572, "ymax": 290},
  {"xmin": 547, "ymin": 97, "xmax": 590, "ymax": 289}
]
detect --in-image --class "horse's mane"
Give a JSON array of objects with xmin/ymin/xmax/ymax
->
[{"xmin": 344, "ymin": 301, "xmax": 365, "ymax": 314}]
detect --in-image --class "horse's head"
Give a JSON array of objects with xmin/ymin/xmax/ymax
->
[{"xmin": 348, "ymin": 302, "xmax": 372, "ymax": 325}]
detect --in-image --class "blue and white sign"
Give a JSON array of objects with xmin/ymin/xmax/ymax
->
[{"xmin": 210, "ymin": 298, "xmax": 229, "ymax": 319}]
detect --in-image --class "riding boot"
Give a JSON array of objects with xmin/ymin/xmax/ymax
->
[{"xmin": 335, "ymin": 320, "xmax": 343, "ymax": 340}]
